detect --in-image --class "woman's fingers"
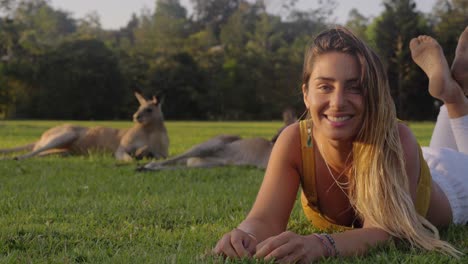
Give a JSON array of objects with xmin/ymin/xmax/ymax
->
[
  {"xmin": 245, "ymin": 237, "xmax": 257, "ymax": 255},
  {"xmin": 213, "ymin": 233, "xmax": 237, "ymax": 257},
  {"xmin": 213, "ymin": 230, "xmax": 257, "ymax": 258},
  {"xmin": 255, "ymin": 231, "xmax": 316, "ymax": 263},
  {"xmin": 231, "ymin": 231, "xmax": 253, "ymax": 257},
  {"xmin": 255, "ymin": 233, "xmax": 289, "ymax": 258},
  {"xmin": 264, "ymin": 241, "xmax": 298, "ymax": 262}
]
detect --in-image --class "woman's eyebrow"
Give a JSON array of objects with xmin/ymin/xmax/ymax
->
[
  {"xmin": 313, "ymin": 76, "xmax": 335, "ymax": 81},
  {"xmin": 313, "ymin": 77, "xmax": 359, "ymax": 83},
  {"xmin": 346, "ymin": 78, "xmax": 360, "ymax": 83}
]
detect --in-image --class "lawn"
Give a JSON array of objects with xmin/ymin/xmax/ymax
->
[{"xmin": 0, "ymin": 120, "xmax": 466, "ymax": 263}]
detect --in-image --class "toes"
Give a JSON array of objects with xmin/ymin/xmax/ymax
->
[{"xmin": 409, "ymin": 38, "xmax": 420, "ymax": 50}]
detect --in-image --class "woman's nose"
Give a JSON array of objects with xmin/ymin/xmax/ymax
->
[{"xmin": 329, "ymin": 89, "xmax": 345, "ymax": 109}]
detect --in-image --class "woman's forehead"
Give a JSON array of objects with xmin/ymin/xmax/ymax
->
[{"xmin": 310, "ymin": 52, "xmax": 360, "ymax": 81}]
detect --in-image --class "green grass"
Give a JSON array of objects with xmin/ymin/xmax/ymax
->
[{"xmin": 0, "ymin": 120, "xmax": 466, "ymax": 263}]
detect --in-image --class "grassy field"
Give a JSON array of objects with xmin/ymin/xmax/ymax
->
[{"xmin": 0, "ymin": 120, "xmax": 466, "ymax": 263}]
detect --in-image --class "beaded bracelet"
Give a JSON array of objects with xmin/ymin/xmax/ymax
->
[
  {"xmin": 322, "ymin": 233, "xmax": 340, "ymax": 257},
  {"xmin": 312, "ymin": 233, "xmax": 333, "ymax": 257}
]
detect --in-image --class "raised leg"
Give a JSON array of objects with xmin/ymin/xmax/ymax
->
[
  {"xmin": 429, "ymin": 105, "xmax": 458, "ymax": 151},
  {"xmin": 410, "ymin": 32, "xmax": 468, "ymax": 154},
  {"xmin": 409, "ymin": 35, "xmax": 466, "ymax": 109}
]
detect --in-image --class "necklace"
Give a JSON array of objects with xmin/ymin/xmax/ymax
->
[
  {"xmin": 318, "ymin": 143, "xmax": 352, "ymax": 196},
  {"xmin": 317, "ymin": 142, "xmax": 359, "ymax": 223}
]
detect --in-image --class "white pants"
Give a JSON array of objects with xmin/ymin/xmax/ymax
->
[{"xmin": 424, "ymin": 105, "xmax": 468, "ymax": 224}]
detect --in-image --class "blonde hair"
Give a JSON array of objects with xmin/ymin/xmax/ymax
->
[{"xmin": 302, "ymin": 26, "xmax": 461, "ymax": 257}]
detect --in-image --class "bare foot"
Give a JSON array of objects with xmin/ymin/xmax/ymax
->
[
  {"xmin": 451, "ymin": 26, "xmax": 468, "ymax": 96},
  {"xmin": 410, "ymin": 35, "xmax": 463, "ymax": 104}
]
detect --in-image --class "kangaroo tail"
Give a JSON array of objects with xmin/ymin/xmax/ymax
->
[{"xmin": 0, "ymin": 143, "xmax": 35, "ymax": 154}]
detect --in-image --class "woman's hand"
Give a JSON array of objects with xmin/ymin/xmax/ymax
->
[
  {"xmin": 212, "ymin": 228, "xmax": 257, "ymax": 258},
  {"xmin": 254, "ymin": 231, "xmax": 324, "ymax": 263}
]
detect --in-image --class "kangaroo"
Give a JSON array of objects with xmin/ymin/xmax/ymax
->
[
  {"xmin": 0, "ymin": 91, "xmax": 169, "ymax": 161},
  {"xmin": 139, "ymin": 108, "xmax": 296, "ymax": 171}
]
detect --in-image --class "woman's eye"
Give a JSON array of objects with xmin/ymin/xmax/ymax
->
[
  {"xmin": 348, "ymin": 86, "xmax": 362, "ymax": 94},
  {"xmin": 318, "ymin": 85, "xmax": 331, "ymax": 92}
]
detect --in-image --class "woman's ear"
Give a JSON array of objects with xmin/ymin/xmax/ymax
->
[{"xmin": 302, "ymin": 84, "xmax": 310, "ymax": 109}]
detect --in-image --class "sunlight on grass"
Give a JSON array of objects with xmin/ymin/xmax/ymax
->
[{"xmin": 0, "ymin": 120, "xmax": 466, "ymax": 263}]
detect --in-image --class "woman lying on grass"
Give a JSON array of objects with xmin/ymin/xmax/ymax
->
[{"xmin": 213, "ymin": 26, "xmax": 468, "ymax": 262}]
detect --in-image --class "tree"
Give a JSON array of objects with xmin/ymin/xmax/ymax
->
[
  {"xmin": 149, "ymin": 52, "xmax": 207, "ymax": 119},
  {"xmin": 431, "ymin": 0, "xmax": 468, "ymax": 64},
  {"xmin": 346, "ymin": 8, "xmax": 369, "ymax": 41},
  {"xmin": 75, "ymin": 11, "xmax": 103, "ymax": 39},
  {"xmin": 25, "ymin": 39, "xmax": 126, "ymax": 119},
  {"xmin": 190, "ymin": 0, "xmax": 240, "ymax": 37},
  {"xmin": 13, "ymin": 0, "xmax": 76, "ymax": 55},
  {"xmin": 133, "ymin": 0, "xmax": 188, "ymax": 55},
  {"xmin": 368, "ymin": 0, "xmax": 434, "ymax": 120}
]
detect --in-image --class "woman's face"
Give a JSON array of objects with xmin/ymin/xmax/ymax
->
[{"xmin": 303, "ymin": 52, "xmax": 364, "ymax": 143}]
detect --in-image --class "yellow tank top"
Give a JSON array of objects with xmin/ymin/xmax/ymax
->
[{"xmin": 299, "ymin": 119, "xmax": 432, "ymax": 232}]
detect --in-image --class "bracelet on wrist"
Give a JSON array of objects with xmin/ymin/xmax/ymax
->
[
  {"xmin": 322, "ymin": 233, "xmax": 340, "ymax": 257},
  {"xmin": 312, "ymin": 233, "xmax": 333, "ymax": 257}
]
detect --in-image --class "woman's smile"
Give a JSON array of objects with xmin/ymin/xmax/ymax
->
[{"xmin": 303, "ymin": 51, "xmax": 364, "ymax": 142}]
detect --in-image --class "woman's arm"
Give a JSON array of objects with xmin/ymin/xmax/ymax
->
[
  {"xmin": 213, "ymin": 123, "xmax": 302, "ymax": 258},
  {"xmin": 327, "ymin": 223, "xmax": 390, "ymax": 256}
]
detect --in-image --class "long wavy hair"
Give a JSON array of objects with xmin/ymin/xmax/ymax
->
[{"xmin": 302, "ymin": 26, "xmax": 460, "ymax": 257}]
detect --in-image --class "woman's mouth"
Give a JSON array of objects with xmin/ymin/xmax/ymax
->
[{"xmin": 325, "ymin": 115, "xmax": 352, "ymax": 122}]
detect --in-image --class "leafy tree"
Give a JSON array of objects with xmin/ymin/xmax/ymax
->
[
  {"xmin": 25, "ymin": 39, "xmax": 125, "ymax": 119},
  {"xmin": 75, "ymin": 11, "xmax": 103, "ymax": 39},
  {"xmin": 368, "ymin": 0, "xmax": 434, "ymax": 120},
  {"xmin": 0, "ymin": 63, "xmax": 11, "ymax": 117},
  {"xmin": 431, "ymin": 0, "xmax": 468, "ymax": 64},
  {"xmin": 190, "ymin": 0, "xmax": 240, "ymax": 37},
  {"xmin": 346, "ymin": 8, "xmax": 369, "ymax": 41},
  {"xmin": 149, "ymin": 52, "xmax": 207, "ymax": 119},
  {"xmin": 133, "ymin": 0, "xmax": 188, "ymax": 55},
  {"xmin": 13, "ymin": 0, "xmax": 76, "ymax": 55},
  {"xmin": 4, "ymin": 0, "xmax": 463, "ymax": 121}
]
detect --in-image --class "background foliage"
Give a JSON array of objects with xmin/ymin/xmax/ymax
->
[{"xmin": 0, "ymin": 0, "xmax": 467, "ymax": 120}]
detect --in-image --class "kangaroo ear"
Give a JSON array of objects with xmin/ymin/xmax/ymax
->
[
  {"xmin": 134, "ymin": 89, "xmax": 147, "ymax": 105},
  {"xmin": 156, "ymin": 90, "xmax": 166, "ymax": 105}
]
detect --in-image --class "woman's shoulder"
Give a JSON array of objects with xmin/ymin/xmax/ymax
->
[
  {"xmin": 275, "ymin": 122, "xmax": 301, "ymax": 144},
  {"xmin": 397, "ymin": 122, "xmax": 419, "ymax": 149},
  {"xmin": 270, "ymin": 122, "xmax": 303, "ymax": 169}
]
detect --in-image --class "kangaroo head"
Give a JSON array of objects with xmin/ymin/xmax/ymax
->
[
  {"xmin": 133, "ymin": 91, "xmax": 163, "ymax": 125},
  {"xmin": 282, "ymin": 107, "xmax": 297, "ymax": 126}
]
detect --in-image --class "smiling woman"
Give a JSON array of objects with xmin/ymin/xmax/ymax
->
[
  {"xmin": 213, "ymin": 26, "xmax": 468, "ymax": 262},
  {"xmin": 303, "ymin": 52, "xmax": 364, "ymax": 143}
]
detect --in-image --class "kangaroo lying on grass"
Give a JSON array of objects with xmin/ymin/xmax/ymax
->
[
  {"xmin": 0, "ymin": 91, "xmax": 169, "ymax": 161},
  {"xmin": 139, "ymin": 108, "xmax": 296, "ymax": 171}
]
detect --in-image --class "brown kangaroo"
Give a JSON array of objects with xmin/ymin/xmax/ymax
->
[
  {"xmin": 0, "ymin": 91, "xmax": 169, "ymax": 161},
  {"xmin": 139, "ymin": 108, "xmax": 296, "ymax": 171}
]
